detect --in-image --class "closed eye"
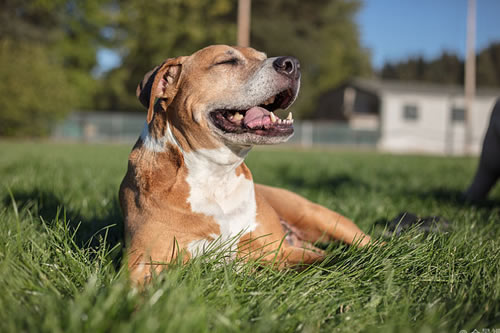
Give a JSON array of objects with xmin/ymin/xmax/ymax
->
[{"xmin": 215, "ymin": 58, "xmax": 239, "ymax": 66}]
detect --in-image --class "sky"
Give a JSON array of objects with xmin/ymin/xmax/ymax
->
[
  {"xmin": 357, "ymin": 0, "xmax": 500, "ymax": 68},
  {"xmin": 97, "ymin": 0, "xmax": 500, "ymax": 73}
]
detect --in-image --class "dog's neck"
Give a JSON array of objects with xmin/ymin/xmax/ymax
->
[
  {"xmin": 182, "ymin": 141, "xmax": 252, "ymax": 179},
  {"xmin": 140, "ymin": 117, "xmax": 252, "ymax": 179}
]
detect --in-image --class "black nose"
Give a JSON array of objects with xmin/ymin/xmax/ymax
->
[{"xmin": 273, "ymin": 56, "xmax": 300, "ymax": 79}]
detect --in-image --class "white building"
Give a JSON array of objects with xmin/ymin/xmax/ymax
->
[{"xmin": 314, "ymin": 78, "xmax": 500, "ymax": 155}]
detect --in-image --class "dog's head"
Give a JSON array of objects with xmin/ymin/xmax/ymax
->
[{"xmin": 137, "ymin": 45, "xmax": 300, "ymax": 148}]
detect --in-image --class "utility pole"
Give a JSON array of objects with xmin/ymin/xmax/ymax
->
[
  {"xmin": 237, "ymin": 0, "xmax": 251, "ymax": 47},
  {"xmin": 464, "ymin": 0, "xmax": 476, "ymax": 154}
]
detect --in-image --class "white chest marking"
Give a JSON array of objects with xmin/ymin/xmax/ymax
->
[
  {"xmin": 184, "ymin": 147, "xmax": 257, "ymax": 258},
  {"xmin": 140, "ymin": 122, "xmax": 257, "ymax": 258}
]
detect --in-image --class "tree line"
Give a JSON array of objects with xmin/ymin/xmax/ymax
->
[
  {"xmin": 0, "ymin": 0, "xmax": 369, "ymax": 136},
  {"xmin": 1, "ymin": 1, "xmax": 498, "ymax": 137},
  {"xmin": 380, "ymin": 42, "xmax": 500, "ymax": 87}
]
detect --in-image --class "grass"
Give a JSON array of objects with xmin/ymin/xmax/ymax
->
[{"xmin": 0, "ymin": 141, "xmax": 499, "ymax": 332}]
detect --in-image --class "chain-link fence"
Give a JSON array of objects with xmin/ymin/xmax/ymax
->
[{"xmin": 52, "ymin": 111, "xmax": 381, "ymax": 147}]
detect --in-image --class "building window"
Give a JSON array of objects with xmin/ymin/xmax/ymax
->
[
  {"xmin": 451, "ymin": 107, "xmax": 465, "ymax": 122},
  {"xmin": 403, "ymin": 104, "xmax": 418, "ymax": 121}
]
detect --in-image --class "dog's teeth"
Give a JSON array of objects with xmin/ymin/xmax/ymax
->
[
  {"xmin": 270, "ymin": 112, "xmax": 277, "ymax": 123},
  {"xmin": 233, "ymin": 112, "xmax": 243, "ymax": 121},
  {"xmin": 291, "ymin": 119, "xmax": 294, "ymax": 124},
  {"xmin": 286, "ymin": 112, "xmax": 293, "ymax": 120}
]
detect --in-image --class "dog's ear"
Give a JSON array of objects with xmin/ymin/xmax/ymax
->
[{"xmin": 136, "ymin": 56, "xmax": 186, "ymax": 123}]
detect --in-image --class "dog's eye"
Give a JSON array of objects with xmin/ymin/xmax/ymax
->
[{"xmin": 215, "ymin": 58, "xmax": 239, "ymax": 66}]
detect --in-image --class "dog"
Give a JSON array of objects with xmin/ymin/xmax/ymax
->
[
  {"xmin": 119, "ymin": 45, "xmax": 372, "ymax": 284},
  {"xmin": 464, "ymin": 98, "xmax": 500, "ymax": 202}
]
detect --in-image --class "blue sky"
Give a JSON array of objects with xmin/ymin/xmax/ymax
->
[
  {"xmin": 97, "ymin": 0, "xmax": 500, "ymax": 72},
  {"xmin": 358, "ymin": 0, "xmax": 500, "ymax": 68}
]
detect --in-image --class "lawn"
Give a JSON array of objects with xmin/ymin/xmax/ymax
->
[{"xmin": 0, "ymin": 142, "xmax": 499, "ymax": 332}]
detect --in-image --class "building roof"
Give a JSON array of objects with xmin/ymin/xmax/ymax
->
[{"xmin": 347, "ymin": 78, "xmax": 500, "ymax": 98}]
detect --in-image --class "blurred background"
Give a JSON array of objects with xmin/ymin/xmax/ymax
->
[{"xmin": 1, "ymin": 0, "xmax": 499, "ymax": 155}]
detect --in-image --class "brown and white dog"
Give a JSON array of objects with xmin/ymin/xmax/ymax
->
[{"xmin": 119, "ymin": 45, "xmax": 372, "ymax": 284}]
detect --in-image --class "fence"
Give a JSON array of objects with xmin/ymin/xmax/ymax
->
[
  {"xmin": 52, "ymin": 111, "xmax": 145, "ymax": 142},
  {"xmin": 52, "ymin": 111, "xmax": 381, "ymax": 147}
]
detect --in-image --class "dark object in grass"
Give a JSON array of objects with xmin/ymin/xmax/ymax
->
[
  {"xmin": 382, "ymin": 211, "xmax": 451, "ymax": 237},
  {"xmin": 463, "ymin": 98, "xmax": 500, "ymax": 202}
]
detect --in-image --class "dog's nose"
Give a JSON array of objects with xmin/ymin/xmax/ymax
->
[{"xmin": 273, "ymin": 56, "xmax": 300, "ymax": 79}]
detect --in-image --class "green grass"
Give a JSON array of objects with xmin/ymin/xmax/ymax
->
[{"xmin": 0, "ymin": 142, "xmax": 499, "ymax": 332}]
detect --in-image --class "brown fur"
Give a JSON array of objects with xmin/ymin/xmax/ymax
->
[{"xmin": 120, "ymin": 45, "xmax": 372, "ymax": 285}]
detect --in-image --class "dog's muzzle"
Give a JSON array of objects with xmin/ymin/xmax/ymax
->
[{"xmin": 209, "ymin": 56, "xmax": 301, "ymax": 141}]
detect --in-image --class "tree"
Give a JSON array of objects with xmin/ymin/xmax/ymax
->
[
  {"xmin": 477, "ymin": 43, "xmax": 500, "ymax": 87},
  {"xmin": 380, "ymin": 42, "xmax": 500, "ymax": 88},
  {"xmin": 251, "ymin": 0, "xmax": 371, "ymax": 118},
  {"xmin": 0, "ymin": 0, "xmax": 112, "ymax": 136},
  {"xmin": 424, "ymin": 52, "xmax": 463, "ymax": 85},
  {"xmin": 96, "ymin": 0, "xmax": 237, "ymax": 111},
  {"xmin": 97, "ymin": 0, "xmax": 371, "ymax": 118},
  {"xmin": 0, "ymin": 41, "xmax": 74, "ymax": 136},
  {"xmin": 381, "ymin": 56, "xmax": 427, "ymax": 81}
]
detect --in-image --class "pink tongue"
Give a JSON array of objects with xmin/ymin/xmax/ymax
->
[{"xmin": 243, "ymin": 106, "xmax": 271, "ymax": 128}]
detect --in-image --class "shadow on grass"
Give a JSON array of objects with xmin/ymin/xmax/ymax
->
[
  {"xmin": 2, "ymin": 189, "xmax": 124, "ymax": 265},
  {"xmin": 272, "ymin": 165, "xmax": 370, "ymax": 193},
  {"xmin": 412, "ymin": 187, "xmax": 500, "ymax": 208}
]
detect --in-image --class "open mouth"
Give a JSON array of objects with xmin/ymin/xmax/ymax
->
[{"xmin": 209, "ymin": 89, "xmax": 295, "ymax": 137}]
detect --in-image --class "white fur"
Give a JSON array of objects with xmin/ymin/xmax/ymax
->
[
  {"xmin": 140, "ymin": 122, "xmax": 165, "ymax": 152},
  {"xmin": 183, "ymin": 145, "xmax": 257, "ymax": 258},
  {"xmin": 140, "ymin": 121, "xmax": 179, "ymax": 153},
  {"xmin": 187, "ymin": 237, "xmax": 214, "ymax": 258},
  {"xmin": 141, "ymin": 121, "xmax": 258, "ymax": 259}
]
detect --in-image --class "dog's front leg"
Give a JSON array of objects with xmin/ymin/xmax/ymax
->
[{"xmin": 238, "ymin": 232, "xmax": 324, "ymax": 269}]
